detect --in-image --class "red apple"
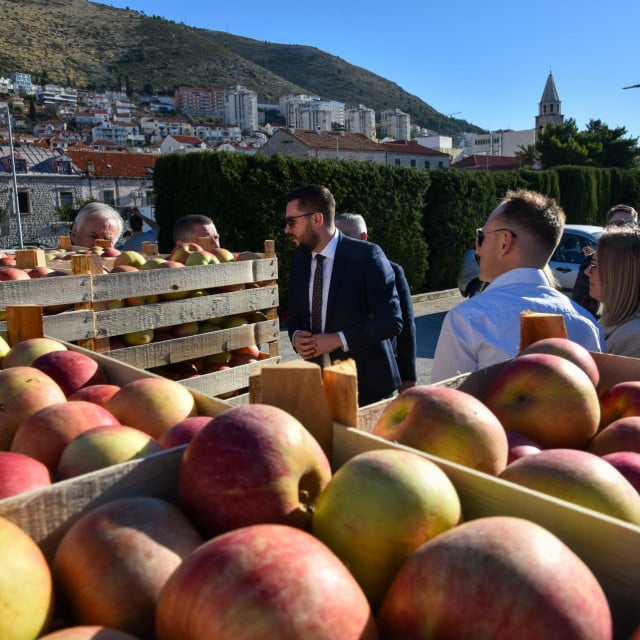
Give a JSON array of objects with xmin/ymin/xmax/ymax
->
[
  {"xmin": 372, "ymin": 385, "xmax": 508, "ymax": 475},
  {"xmin": 518, "ymin": 336, "xmax": 600, "ymax": 387},
  {"xmin": 39, "ymin": 626, "xmax": 139, "ymax": 639},
  {"xmin": 28, "ymin": 266, "xmax": 55, "ymax": 278},
  {"xmin": 167, "ymin": 241, "xmax": 203, "ymax": 264},
  {"xmin": 0, "ymin": 366, "xmax": 67, "ymax": 450},
  {"xmin": 31, "ymin": 349, "xmax": 107, "ymax": 397},
  {"xmin": 105, "ymin": 377, "xmax": 197, "ymax": 439},
  {"xmin": 499, "ymin": 448, "xmax": 640, "ymax": 525},
  {"xmin": 110, "ymin": 264, "xmax": 139, "ymax": 273},
  {"xmin": 313, "ymin": 448, "xmax": 461, "ymax": 609},
  {"xmin": 178, "ymin": 403, "xmax": 332, "ymax": 537},
  {"xmin": 484, "ymin": 353, "xmax": 601, "ymax": 449},
  {"xmin": 155, "ymin": 524, "xmax": 377, "ymax": 640},
  {"xmin": 506, "ymin": 430, "xmax": 543, "ymax": 464},
  {"xmin": 52, "ymin": 497, "xmax": 203, "ymax": 638},
  {"xmin": 599, "ymin": 381, "xmax": 640, "ymax": 428},
  {"xmin": 0, "ymin": 451, "xmax": 51, "ymax": 498},
  {"xmin": 171, "ymin": 321, "xmax": 200, "ymax": 338},
  {"xmin": 589, "ymin": 416, "xmax": 640, "ymax": 456},
  {"xmin": 0, "ymin": 255, "xmax": 17, "ymax": 266},
  {"xmin": 0, "ymin": 266, "xmax": 29, "ymax": 280},
  {"xmin": 602, "ymin": 451, "xmax": 640, "ymax": 494},
  {"xmin": 100, "ymin": 247, "xmax": 122, "ymax": 258},
  {"xmin": 11, "ymin": 400, "xmax": 121, "ymax": 474},
  {"xmin": 68, "ymin": 383, "xmax": 121, "ymax": 407},
  {"xmin": 0, "ymin": 515, "xmax": 54, "ymax": 639},
  {"xmin": 377, "ymin": 516, "xmax": 612, "ymax": 640},
  {"xmin": 2, "ymin": 336, "xmax": 67, "ymax": 369},
  {"xmin": 157, "ymin": 416, "xmax": 212, "ymax": 449}
]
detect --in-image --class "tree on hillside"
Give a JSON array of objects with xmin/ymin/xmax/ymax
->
[{"xmin": 536, "ymin": 118, "xmax": 639, "ymax": 169}]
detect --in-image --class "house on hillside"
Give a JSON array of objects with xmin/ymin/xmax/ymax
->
[{"xmin": 380, "ymin": 140, "xmax": 450, "ymax": 169}]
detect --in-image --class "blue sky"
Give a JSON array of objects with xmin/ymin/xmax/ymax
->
[{"xmin": 103, "ymin": 0, "xmax": 640, "ymax": 140}]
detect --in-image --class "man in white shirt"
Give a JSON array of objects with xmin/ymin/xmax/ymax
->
[{"xmin": 431, "ymin": 189, "xmax": 604, "ymax": 382}]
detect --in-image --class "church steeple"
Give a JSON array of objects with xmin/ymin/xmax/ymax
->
[{"xmin": 536, "ymin": 72, "xmax": 564, "ymax": 132}]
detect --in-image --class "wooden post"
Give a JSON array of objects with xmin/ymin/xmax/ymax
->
[
  {"xmin": 15, "ymin": 249, "xmax": 46, "ymax": 269},
  {"xmin": 94, "ymin": 239, "xmax": 114, "ymax": 249},
  {"xmin": 59, "ymin": 236, "xmax": 72, "ymax": 250},
  {"xmin": 6, "ymin": 306, "xmax": 44, "ymax": 346},
  {"xmin": 263, "ymin": 239, "xmax": 279, "ymax": 358},
  {"xmin": 142, "ymin": 241, "xmax": 159, "ymax": 256}
]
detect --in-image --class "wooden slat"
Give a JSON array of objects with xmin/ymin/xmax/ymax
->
[{"xmin": 0, "ymin": 274, "xmax": 91, "ymax": 309}]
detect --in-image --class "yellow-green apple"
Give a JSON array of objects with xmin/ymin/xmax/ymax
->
[
  {"xmin": 484, "ymin": 353, "xmax": 600, "ymax": 449},
  {"xmin": 211, "ymin": 246, "xmax": 235, "ymax": 262},
  {"xmin": 602, "ymin": 452, "xmax": 640, "ymax": 494},
  {"xmin": 31, "ymin": 350, "xmax": 106, "ymax": 397},
  {"xmin": 56, "ymin": 424, "xmax": 163, "ymax": 480},
  {"xmin": 28, "ymin": 266, "xmax": 55, "ymax": 278},
  {"xmin": 67, "ymin": 383, "xmax": 121, "ymax": 407},
  {"xmin": 139, "ymin": 257, "xmax": 167, "ymax": 270},
  {"xmin": 155, "ymin": 524, "xmax": 377, "ymax": 640},
  {"xmin": 0, "ymin": 515, "xmax": 54, "ymax": 640},
  {"xmin": 167, "ymin": 241, "xmax": 203, "ymax": 264},
  {"xmin": 2, "ymin": 336, "xmax": 67, "ymax": 369},
  {"xmin": 377, "ymin": 516, "xmax": 612, "ymax": 640},
  {"xmin": 171, "ymin": 321, "xmax": 200, "ymax": 338},
  {"xmin": 105, "ymin": 377, "xmax": 197, "ymax": 439},
  {"xmin": 122, "ymin": 328, "xmax": 154, "ymax": 346},
  {"xmin": 0, "ymin": 334, "xmax": 9, "ymax": 365},
  {"xmin": 506, "ymin": 430, "xmax": 543, "ymax": 464},
  {"xmin": 0, "ymin": 451, "xmax": 51, "ymax": 499},
  {"xmin": 178, "ymin": 404, "xmax": 332, "ymax": 537},
  {"xmin": 313, "ymin": 448, "xmax": 461, "ymax": 610},
  {"xmin": 201, "ymin": 350, "xmax": 231, "ymax": 372},
  {"xmin": 198, "ymin": 319, "xmax": 224, "ymax": 333},
  {"xmin": 0, "ymin": 266, "xmax": 29, "ymax": 280},
  {"xmin": 157, "ymin": 416, "xmax": 212, "ymax": 449},
  {"xmin": 499, "ymin": 448, "xmax": 640, "ymax": 525},
  {"xmin": 11, "ymin": 400, "xmax": 121, "ymax": 474},
  {"xmin": 184, "ymin": 249, "xmax": 219, "ymax": 266},
  {"xmin": 589, "ymin": 416, "xmax": 640, "ymax": 456},
  {"xmin": 0, "ymin": 366, "xmax": 67, "ymax": 450},
  {"xmin": 224, "ymin": 313, "xmax": 250, "ymax": 329},
  {"xmin": 113, "ymin": 250, "xmax": 146, "ymax": 269},
  {"xmin": 39, "ymin": 626, "xmax": 139, "ymax": 639},
  {"xmin": 53, "ymin": 497, "xmax": 203, "ymax": 638},
  {"xmin": 599, "ymin": 381, "xmax": 640, "ymax": 428},
  {"xmin": 372, "ymin": 385, "xmax": 508, "ymax": 475}
]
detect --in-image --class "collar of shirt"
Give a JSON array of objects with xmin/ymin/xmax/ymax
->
[{"xmin": 313, "ymin": 229, "xmax": 339, "ymax": 263}]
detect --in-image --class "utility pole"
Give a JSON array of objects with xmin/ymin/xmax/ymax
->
[{"xmin": 6, "ymin": 107, "xmax": 23, "ymax": 249}]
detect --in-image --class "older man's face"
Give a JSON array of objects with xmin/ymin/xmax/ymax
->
[{"xmin": 71, "ymin": 216, "xmax": 120, "ymax": 248}]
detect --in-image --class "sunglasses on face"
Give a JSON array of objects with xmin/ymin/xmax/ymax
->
[
  {"xmin": 284, "ymin": 211, "xmax": 317, "ymax": 229},
  {"xmin": 476, "ymin": 227, "xmax": 518, "ymax": 247}
]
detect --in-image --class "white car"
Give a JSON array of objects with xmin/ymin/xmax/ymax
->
[{"xmin": 549, "ymin": 224, "xmax": 604, "ymax": 291}]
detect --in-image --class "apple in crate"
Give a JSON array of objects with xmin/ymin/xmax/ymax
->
[
  {"xmin": 484, "ymin": 353, "xmax": 600, "ymax": 449},
  {"xmin": 105, "ymin": 377, "xmax": 197, "ymax": 440},
  {"xmin": 0, "ymin": 451, "xmax": 51, "ymax": 499},
  {"xmin": 499, "ymin": 448, "xmax": 640, "ymax": 525},
  {"xmin": 506, "ymin": 430, "xmax": 543, "ymax": 463},
  {"xmin": 0, "ymin": 366, "xmax": 67, "ymax": 450},
  {"xmin": 112, "ymin": 250, "xmax": 146, "ymax": 269},
  {"xmin": 2, "ymin": 336, "xmax": 67, "ymax": 369},
  {"xmin": 31, "ymin": 349, "xmax": 107, "ymax": 397},
  {"xmin": 178, "ymin": 404, "xmax": 332, "ymax": 537},
  {"xmin": 158, "ymin": 416, "xmax": 211, "ymax": 449},
  {"xmin": 0, "ymin": 266, "xmax": 29, "ymax": 280},
  {"xmin": 11, "ymin": 400, "xmax": 121, "ymax": 474},
  {"xmin": 377, "ymin": 516, "xmax": 612, "ymax": 640},
  {"xmin": 53, "ymin": 497, "xmax": 203, "ymax": 638},
  {"xmin": 39, "ymin": 626, "xmax": 139, "ymax": 639},
  {"xmin": 599, "ymin": 381, "xmax": 640, "ymax": 428},
  {"xmin": 28, "ymin": 266, "xmax": 54, "ymax": 278},
  {"xmin": 68, "ymin": 383, "xmax": 121, "ymax": 407},
  {"xmin": 56, "ymin": 424, "xmax": 164, "ymax": 480},
  {"xmin": 602, "ymin": 451, "xmax": 640, "ymax": 494},
  {"xmin": 167, "ymin": 241, "xmax": 203, "ymax": 264},
  {"xmin": 0, "ymin": 515, "xmax": 54, "ymax": 640},
  {"xmin": 589, "ymin": 415, "xmax": 640, "ymax": 455},
  {"xmin": 122, "ymin": 328, "xmax": 154, "ymax": 346},
  {"xmin": 211, "ymin": 246, "xmax": 235, "ymax": 262},
  {"xmin": 185, "ymin": 249, "xmax": 219, "ymax": 266},
  {"xmin": 372, "ymin": 385, "xmax": 508, "ymax": 475},
  {"xmin": 313, "ymin": 448, "xmax": 461, "ymax": 610},
  {"xmin": 155, "ymin": 524, "xmax": 378, "ymax": 640}
]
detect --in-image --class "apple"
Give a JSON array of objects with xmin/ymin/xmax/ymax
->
[
  {"xmin": 122, "ymin": 328, "xmax": 154, "ymax": 346},
  {"xmin": 1, "ymin": 336, "xmax": 67, "ymax": 369},
  {"xmin": 154, "ymin": 360, "xmax": 200, "ymax": 380},
  {"xmin": 0, "ymin": 334, "xmax": 9, "ymax": 365},
  {"xmin": 68, "ymin": 383, "xmax": 121, "ymax": 407},
  {"xmin": 178, "ymin": 403, "xmax": 332, "ymax": 537},
  {"xmin": 110, "ymin": 264, "xmax": 139, "ymax": 273},
  {"xmin": 109, "ymin": 336, "xmax": 127, "ymax": 350},
  {"xmin": 484, "ymin": 353, "xmax": 601, "ymax": 449},
  {"xmin": 0, "ymin": 255, "xmax": 17, "ymax": 267},
  {"xmin": 28, "ymin": 266, "xmax": 55, "ymax": 278},
  {"xmin": 155, "ymin": 259, "xmax": 185, "ymax": 269},
  {"xmin": 184, "ymin": 249, "xmax": 220, "ymax": 266},
  {"xmin": 211, "ymin": 247, "xmax": 235, "ymax": 262},
  {"xmin": 518, "ymin": 336, "xmax": 600, "ymax": 388},
  {"xmin": 589, "ymin": 415, "xmax": 640, "ymax": 456},
  {"xmin": 377, "ymin": 516, "xmax": 612, "ymax": 640},
  {"xmin": 0, "ymin": 366, "xmax": 67, "ymax": 450},
  {"xmin": 39, "ymin": 626, "xmax": 140, "ymax": 639},
  {"xmin": 105, "ymin": 377, "xmax": 197, "ymax": 439},
  {"xmin": 56, "ymin": 424, "xmax": 164, "ymax": 480},
  {"xmin": 31, "ymin": 349, "xmax": 107, "ymax": 397},
  {"xmin": 506, "ymin": 430, "xmax": 543, "ymax": 464},
  {"xmin": 112, "ymin": 250, "xmax": 146, "ymax": 269},
  {"xmin": 167, "ymin": 241, "xmax": 203, "ymax": 264},
  {"xmin": 53, "ymin": 497, "xmax": 203, "ymax": 638},
  {"xmin": 499, "ymin": 448, "xmax": 640, "ymax": 525},
  {"xmin": 157, "ymin": 416, "xmax": 212, "ymax": 449},
  {"xmin": 313, "ymin": 448, "xmax": 461, "ymax": 610},
  {"xmin": 0, "ymin": 451, "xmax": 51, "ymax": 499},
  {"xmin": 372, "ymin": 385, "xmax": 508, "ymax": 475},
  {"xmin": 0, "ymin": 515, "xmax": 54, "ymax": 640},
  {"xmin": 198, "ymin": 319, "xmax": 224, "ymax": 333},
  {"xmin": 139, "ymin": 257, "xmax": 167, "ymax": 270},
  {"xmin": 602, "ymin": 451, "xmax": 640, "ymax": 494},
  {"xmin": 100, "ymin": 247, "xmax": 121, "ymax": 258},
  {"xmin": 599, "ymin": 381, "xmax": 640, "ymax": 428},
  {"xmin": 224, "ymin": 313, "xmax": 250, "ymax": 329},
  {"xmin": 11, "ymin": 400, "xmax": 121, "ymax": 474},
  {"xmin": 0, "ymin": 266, "xmax": 29, "ymax": 280},
  {"xmin": 155, "ymin": 524, "xmax": 377, "ymax": 640},
  {"xmin": 171, "ymin": 321, "xmax": 200, "ymax": 338}
]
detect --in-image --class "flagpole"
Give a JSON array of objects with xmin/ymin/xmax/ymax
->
[{"xmin": 6, "ymin": 107, "xmax": 23, "ymax": 249}]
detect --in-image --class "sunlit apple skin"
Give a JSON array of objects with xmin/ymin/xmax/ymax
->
[
  {"xmin": 0, "ymin": 515, "xmax": 54, "ymax": 640},
  {"xmin": 372, "ymin": 385, "xmax": 508, "ymax": 475},
  {"xmin": 0, "ymin": 266, "xmax": 29, "ymax": 280},
  {"xmin": 31, "ymin": 350, "xmax": 106, "ymax": 397},
  {"xmin": 28, "ymin": 266, "xmax": 55, "ymax": 278},
  {"xmin": 0, "ymin": 451, "xmax": 51, "ymax": 499},
  {"xmin": 184, "ymin": 249, "xmax": 219, "ymax": 266},
  {"xmin": 39, "ymin": 626, "xmax": 139, "ymax": 639},
  {"xmin": 506, "ymin": 430, "xmax": 543, "ymax": 464},
  {"xmin": 211, "ymin": 247, "xmax": 235, "ymax": 262},
  {"xmin": 122, "ymin": 328, "xmax": 154, "ymax": 345},
  {"xmin": 53, "ymin": 497, "xmax": 203, "ymax": 638},
  {"xmin": 599, "ymin": 381, "xmax": 640, "ymax": 428},
  {"xmin": 312, "ymin": 449, "xmax": 461, "ymax": 610},
  {"xmin": 377, "ymin": 516, "xmax": 613, "ymax": 640},
  {"xmin": 0, "ymin": 366, "xmax": 67, "ymax": 451},
  {"xmin": 484, "ymin": 353, "xmax": 600, "ymax": 449},
  {"xmin": 67, "ymin": 383, "xmax": 121, "ymax": 407},
  {"xmin": 167, "ymin": 242, "xmax": 203, "ymax": 264},
  {"xmin": 112, "ymin": 250, "xmax": 146, "ymax": 269},
  {"xmin": 589, "ymin": 416, "xmax": 640, "ymax": 456},
  {"xmin": 110, "ymin": 264, "xmax": 139, "ymax": 273},
  {"xmin": 2, "ymin": 337, "xmax": 67, "ymax": 369},
  {"xmin": 157, "ymin": 416, "xmax": 211, "ymax": 449},
  {"xmin": 499, "ymin": 448, "xmax": 640, "ymax": 525},
  {"xmin": 105, "ymin": 378, "xmax": 197, "ymax": 440},
  {"xmin": 178, "ymin": 404, "xmax": 332, "ymax": 537},
  {"xmin": 602, "ymin": 451, "xmax": 640, "ymax": 494},
  {"xmin": 155, "ymin": 524, "xmax": 378, "ymax": 640}
]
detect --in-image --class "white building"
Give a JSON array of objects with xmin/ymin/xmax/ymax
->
[
  {"xmin": 224, "ymin": 85, "xmax": 258, "ymax": 134},
  {"xmin": 346, "ymin": 104, "xmax": 376, "ymax": 139},
  {"xmin": 379, "ymin": 109, "xmax": 411, "ymax": 141},
  {"xmin": 11, "ymin": 72, "xmax": 34, "ymax": 95},
  {"xmin": 280, "ymin": 94, "xmax": 345, "ymax": 131},
  {"xmin": 460, "ymin": 129, "xmax": 536, "ymax": 158}
]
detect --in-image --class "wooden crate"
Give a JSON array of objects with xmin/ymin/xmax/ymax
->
[{"xmin": 0, "ymin": 241, "xmax": 280, "ymax": 402}]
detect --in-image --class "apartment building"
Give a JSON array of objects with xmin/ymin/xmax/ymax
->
[
  {"xmin": 175, "ymin": 86, "xmax": 225, "ymax": 118},
  {"xmin": 224, "ymin": 85, "xmax": 258, "ymax": 133},
  {"xmin": 346, "ymin": 104, "xmax": 376, "ymax": 139},
  {"xmin": 379, "ymin": 109, "xmax": 411, "ymax": 141}
]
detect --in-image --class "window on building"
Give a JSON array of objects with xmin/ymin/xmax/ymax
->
[
  {"xmin": 438, "ymin": 161, "xmax": 444, "ymax": 168},
  {"xmin": 424, "ymin": 160, "xmax": 431, "ymax": 169},
  {"xmin": 103, "ymin": 189, "xmax": 115, "ymax": 206},
  {"xmin": 394, "ymin": 158, "xmax": 401, "ymax": 165},
  {"xmin": 145, "ymin": 190, "xmax": 155, "ymax": 205},
  {"xmin": 410, "ymin": 159, "xmax": 416, "ymax": 167},
  {"xmin": 57, "ymin": 160, "xmax": 73, "ymax": 175},
  {"xmin": 17, "ymin": 190, "xmax": 30, "ymax": 215},
  {"xmin": 58, "ymin": 191, "xmax": 74, "ymax": 208},
  {"xmin": 14, "ymin": 159, "xmax": 27, "ymax": 173}
]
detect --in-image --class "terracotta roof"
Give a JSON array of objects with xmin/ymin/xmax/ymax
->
[
  {"xmin": 282, "ymin": 129, "xmax": 380, "ymax": 151},
  {"xmin": 380, "ymin": 140, "xmax": 450, "ymax": 156},
  {"xmin": 452, "ymin": 155, "xmax": 522, "ymax": 171},
  {"xmin": 66, "ymin": 149, "xmax": 156, "ymax": 177},
  {"xmin": 167, "ymin": 135, "xmax": 202, "ymax": 146}
]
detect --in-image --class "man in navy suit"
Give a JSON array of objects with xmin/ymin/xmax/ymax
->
[
  {"xmin": 285, "ymin": 185, "xmax": 403, "ymax": 406},
  {"xmin": 335, "ymin": 213, "xmax": 417, "ymax": 393}
]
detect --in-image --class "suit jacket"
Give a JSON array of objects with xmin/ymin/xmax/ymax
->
[
  {"xmin": 390, "ymin": 262, "xmax": 417, "ymax": 383},
  {"xmin": 288, "ymin": 232, "xmax": 403, "ymax": 406}
]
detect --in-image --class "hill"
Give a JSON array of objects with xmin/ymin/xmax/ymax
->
[{"xmin": 0, "ymin": 0, "xmax": 483, "ymax": 135}]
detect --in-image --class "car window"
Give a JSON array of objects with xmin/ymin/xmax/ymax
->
[{"xmin": 552, "ymin": 232, "xmax": 599, "ymax": 264}]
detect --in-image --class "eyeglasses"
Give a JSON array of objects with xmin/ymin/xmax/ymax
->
[
  {"xmin": 476, "ymin": 227, "xmax": 518, "ymax": 247},
  {"xmin": 284, "ymin": 211, "xmax": 317, "ymax": 228},
  {"xmin": 609, "ymin": 219, "xmax": 637, "ymax": 228},
  {"xmin": 588, "ymin": 255, "xmax": 598, "ymax": 271}
]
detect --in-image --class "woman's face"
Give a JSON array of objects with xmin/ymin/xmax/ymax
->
[{"xmin": 587, "ymin": 253, "xmax": 603, "ymax": 301}]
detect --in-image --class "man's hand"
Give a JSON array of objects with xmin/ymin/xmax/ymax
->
[{"xmin": 293, "ymin": 330, "xmax": 316, "ymax": 360}]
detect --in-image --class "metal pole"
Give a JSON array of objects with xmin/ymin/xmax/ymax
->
[{"xmin": 6, "ymin": 108, "xmax": 23, "ymax": 249}]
